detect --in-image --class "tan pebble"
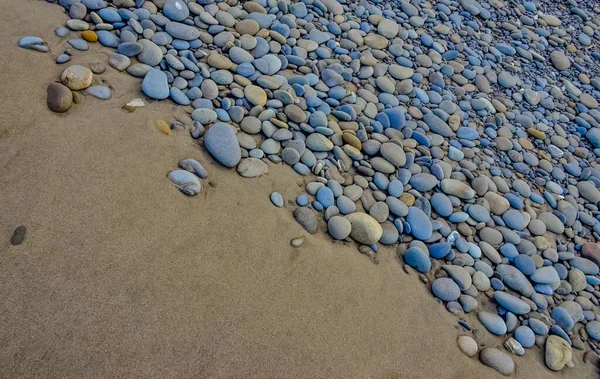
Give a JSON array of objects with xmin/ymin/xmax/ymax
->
[
  {"xmin": 518, "ymin": 137, "xmax": 534, "ymax": 150},
  {"xmin": 155, "ymin": 120, "xmax": 172, "ymax": 135},
  {"xmin": 343, "ymin": 132, "xmax": 362, "ymax": 150},
  {"xmin": 528, "ymin": 128, "xmax": 546, "ymax": 139},
  {"xmin": 400, "ymin": 193, "xmax": 415, "ymax": 206}
]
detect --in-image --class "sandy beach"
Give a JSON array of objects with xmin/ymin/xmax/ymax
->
[{"xmin": 0, "ymin": 1, "xmax": 598, "ymax": 378}]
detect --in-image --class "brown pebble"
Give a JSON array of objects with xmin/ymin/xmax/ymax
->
[
  {"xmin": 155, "ymin": 120, "xmax": 172, "ymax": 135},
  {"xmin": 10, "ymin": 225, "xmax": 26, "ymax": 246},
  {"xmin": 47, "ymin": 83, "xmax": 73, "ymax": 113}
]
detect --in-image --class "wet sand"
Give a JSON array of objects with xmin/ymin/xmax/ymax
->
[{"xmin": 0, "ymin": 1, "xmax": 596, "ymax": 378}]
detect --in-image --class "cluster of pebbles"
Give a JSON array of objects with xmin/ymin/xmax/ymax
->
[{"xmin": 19, "ymin": 0, "xmax": 600, "ymax": 375}]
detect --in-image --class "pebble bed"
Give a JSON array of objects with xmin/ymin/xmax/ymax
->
[{"xmin": 20, "ymin": 0, "xmax": 600, "ymax": 375}]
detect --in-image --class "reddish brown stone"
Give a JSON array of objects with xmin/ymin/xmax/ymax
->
[{"xmin": 581, "ymin": 242, "xmax": 600, "ymax": 267}]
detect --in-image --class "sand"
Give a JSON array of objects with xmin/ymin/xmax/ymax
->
[{"xmin": 0, "ymin": 1, "xmax": 597, "ymax": 378}]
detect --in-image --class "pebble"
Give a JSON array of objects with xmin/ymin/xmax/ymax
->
[
  {"xmin": 345, "ymin": 213, "xmax": 382, "ymax": 244},
  {"xmin": 432, "ymin": 278, "xmax": 460, "ymax": 301},
  {"xmin": 328, "ymin": 216, "xmax": 351, "ymax": 240},
  {"xmin": 61, "ymin": 65, "xmax": 92, "ymax": 90},
  {"xmin": 204, "ymin": 123, "xmax": 241, "ymax": 168},
  {"xmin": 10, "ymin": 226, "xmax": 26, "ymax": 246},
  {"xmin": 141, "ymin": 69, "xmax": 169, "ymax": 99},
  {"xmin": 168, "ymin": 170, "xmax": 201, "ymax": 196},
  {"xmin": 237, "ymin": 158, "xmax": 268, "ymax": 178},
  {"xmin": 47, "ymin": 83, "xmax": 73, "ymax": 113},
  {"xmin": 545, "ymin": 335, "xmax": 572, "ymax": 371},
  {"xmin": 480, "ymin": 348, "xmax": 514, "ymax": 376},
  {"xmin": 456, "ymin": 336, "xmax": 478, "ymax": 357}
]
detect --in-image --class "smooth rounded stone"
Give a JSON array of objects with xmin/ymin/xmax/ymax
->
[
  {"xmin": 478, "ymin": 311, "xmax": 507, "ymax": 335},
  {"xmin": 537, "ymin": 212, "xmax": 564, "ymax": 234},
  {"xmin": 285, "ymin": 105, "xmax": 306, "ymax": 124},
  {"xmin": 60, "ymin": 65, "xmax": 92, "ymax": 90},
  {"xmin": 571, "ymin": 257, "xmax": 599, "ymax": 275},
  {"xmin": 529, "ymin": 318, "xmax": 549, "ymax": 336},
  {"xmin": 200, "ymin": 80, "xmax": 218, "ymax": 100},
  {"xmin": 18, "ymin": 35, "xmax": 48, "ymax": 52},
  {"xmin": 496, "ymin": 264, "xmax": 534, "ymax": 296},
  {"xmin": 502, "ymin": 209, "xmax": 526, "ymax": 231},
  {"xmin": 479, "ymin": 348, "xmax": 514, "ymax": 376},
  {"xmin": 165, "ymin": 21, "xmax": 200, "ymax": 40},
  {"xmin": 442, "ymin": 265, "xmax": 471, "ymax": 290},
  {"xmin": 327, "ymin": 216, "xmax": 351, "ymax": 240},
  {"xmin": 137, "ymin": 39, "xmax": 163, "ymax": 66},
  {"xmin": 86, "ymin": 86, "xmax": 111, "ymax": 100},
  {"xmin": 550, "ymin": 51, "xmax": 570, "ymax": 71},
  {"xmin": 204, "ymin": 123, "xmax": 241, "ymax": 168},
  {"xmin": 127, "ymin": 63, "xmax": 152, "ymax": 77},
  {"xmin": 531, "ymin": 266, "xmax": 560, "ymax": 285},
  {"xmin": 545, "ymin": 335, "xmax": 572, "ymax": 371},
  {"xmin": 410, "ymin": 173, "xmax": 438, "ymax": 192},
  {"xmin": 369, "ymin": 202, "xmax": 389, "ymax": 223},
  {"xmin": 290, "ymin": 236, "xmax": 305, "ymax": 248},
  {"xmin": 406, "ymin": 207, "xmax": 432, "ymax": 240},
  {"xmin": 141, "ymin": 69, "xmax": 169, "ymax": 99},
  {"xmin": 192, "ymin": 109, "xmax": 217, "ymax": 125},
  {"xmin": 306, "ymin": 133, "xmax": 333, "ymax": 152},
  {"xmin": 66, "ymin": 19, "xmax": 89, "ymax": 31},
  {"xmin": 117, "ymin": 42, "xmax": 143, "ymax": 56},
  {"xmin": 457, "ymin": 336, "xmax": 478, "ymax": 357},
  {"xmin": 431, "ymin": 193, "xmax": 452, "ymax": 217},
  {"xmin": 237, "ymin": 158, "xmax": 268, "ymax": 178},
  {"xmin": 388, "ymin": 65, "xmax": 414, "ymax": 80},
  {"xmin": 229, "ymin": 47, "xmax": 254, "ymax": 64},
  {"xmin": 479, "ymin": 227, "xmax": 502, "ymax": 245},
  {"xmin": 380, "ymin": 142, "xmax": 405, "ymax": 167},
  {"xmin": 423, "ymin": 112, "xmax": 454, "ymax": 137},
  {"xmin": 179, "ymin": 159, "xmax": 207, "ymax": 179},
  {"xmin": 528, "ymin": 219, "xmax": 546, "ymax": 236},
  {"xmin": 293, "ymin": 207, "xmax": 318, "ymax": 234},
  {"xmin": 56, "ymin": 54, "xmax": 70, "ymax": 64},
  {"xmin": 238, "ymin": 118, "xmax": 260, "ymax": 135},
  {"xmin": 207, "ymin": 54, "xmax": 232, "ymax": 70},
  {"xmin": 345, "ymin": 213, "xmax": 382, "ymax": 244},
  {"xmin": 281, "ymin": 148, "xmax": 300, "ymax": 165},
  {"xmin": 431, "ymin": 277, "xmax": 460, "ymax": 301},
  {"xmin": 568, "ymin": 268, "xmax": 586, "ymax": 292},
  {"xmin": 316, "ymin": 186, "xmax": 334, "ymax": 209},
  {"xmin": 472, "ymin": 271, "xmax": 490, "ymax": 291},
  {"xmin": 467, "ymin": 204, "xmax": 489, "ymax": 223},
  {"xmin": 514, "ymin": 255, "xmax": 536, "ymax": 276},
  {"xmin": 498, "ymin": 71, "xmax": 517, "ymax": 88},
  {"xmin": 379, "ymin": 221, "xmax": 399, "ymax": 245},
  {"xmin": 377, "ymin": 18, "xmax": 399, "ymax": 39},
  {"xmin": 244, "ymin": 85, "xmax": 267, "ymax": 106},
  {"xmin": 163, "ymin": 0, "xmax": 189, "ymax": 21},
  {"xmin": 440, "ymin": 179, "xmax": 475, "ymax": 200},
  {"xmin": 168, "ymin": 170, "xmax": 201, "ymax": 196},
  {"xmin": 494, "ymin": 292, "xmax": 530, "ymax": 314},
  {"xmin": 552, "ymin": 307, "xmax": 574, "ymax": 330},
  {"xmin": 404, "ymin": 246, "xmax": 431, "ymax": 273},
  {"xmin": 586, "ymin": 321, "xmax": 600, "ymax": 341},
  {"xmin": 577, "ymin": 181, "xmax": 600, "ymax": 203},
  {"xmin": 109, "ymin": 53, "xmax": 131, "ymax": 71},
  {"xmin": 46, "ymin": 83, "xmax": 72, "ymax": 113}
]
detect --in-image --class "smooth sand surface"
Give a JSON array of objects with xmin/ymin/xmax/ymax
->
[{"xmin": 0, "ymin": 1, "xmax": 597, "ymax": 378}]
